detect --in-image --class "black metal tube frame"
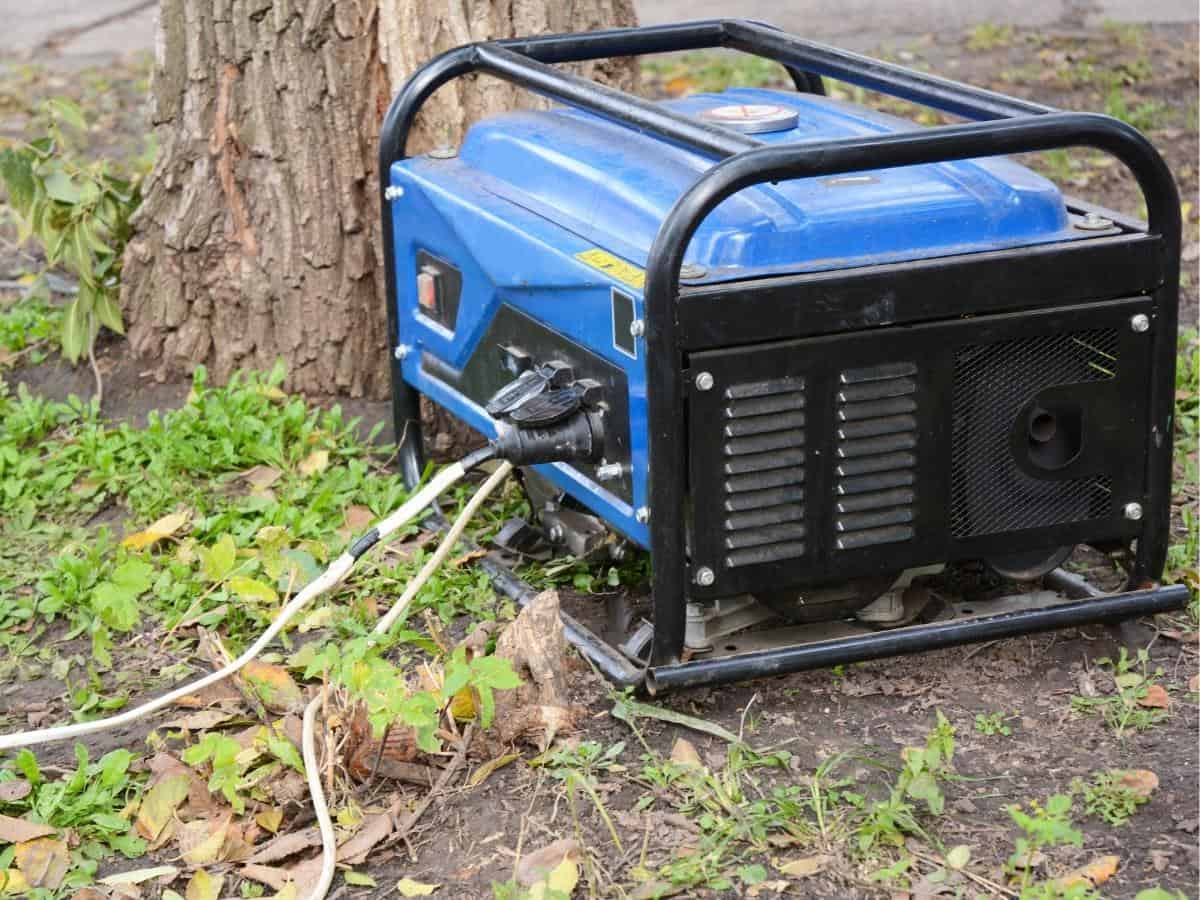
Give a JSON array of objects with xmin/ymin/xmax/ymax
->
[{"xmin": 379, "ymin": 19, "xmax": 1182, "ymax": 686}]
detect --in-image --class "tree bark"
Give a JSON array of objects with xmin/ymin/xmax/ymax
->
[{"xmin": 124, "ymin": 0, "xmax": 637, "ymax": 399}]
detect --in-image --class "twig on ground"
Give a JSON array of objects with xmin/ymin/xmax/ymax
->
[{"xmin": 910, "ymin": 848, "xmax": 1018, "ymax": 898}]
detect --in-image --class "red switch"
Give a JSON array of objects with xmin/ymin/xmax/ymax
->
[{"xmin": 417, "ymin": 268, "xmax": 440, "ymax": 315}]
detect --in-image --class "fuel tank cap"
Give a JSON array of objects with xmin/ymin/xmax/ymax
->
[{"xmin": 699, "ymin": 103, "xmax": 799, "ymax": 134}]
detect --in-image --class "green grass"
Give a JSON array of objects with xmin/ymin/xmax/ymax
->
[
  {"xmin": 0, "ymin": 362, "xmax": 520, "ymax": 720},
  {"xmin": 965, "ymin": 23, "xmax": 1015, "ymax": 52},
  {"xmin": 0, "ymin": 294, "xmax": 61, "ymax": 367},
  {"xmin": 639, "ymin": 51, "xmax": 789, "ymax": 94},
  {"xmin": 1168, "ymin": 329, "xmax": 1199, "ymax": 622}
]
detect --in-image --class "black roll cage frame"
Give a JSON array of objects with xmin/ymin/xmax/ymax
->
[{"xmin": 378, "ymin": 19, "xmax": 1186, "ymax": 691}]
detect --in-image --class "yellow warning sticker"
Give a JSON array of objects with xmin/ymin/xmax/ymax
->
[{"xmin": 575, "ymin": 248, "xmax": 645, "ymax": 290}]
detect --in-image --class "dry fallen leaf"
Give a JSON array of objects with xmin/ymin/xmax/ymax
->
[
  {"xmin": 337, "ymin": 802, "xmax": 398, "ymax": 865},
  {"xmin": 1190, "ymin": 673, "xmax": 1200, "ymax": 694},
  {"xmin": 242, "ymin": 465, "xmax": 283, "ymax": 494},
  {"xmin": 1053, "ymin": 854, "xmax": 1118, "ymax": 890},
  {"xmin": 136, "ymin": 774, "xmax": 192, "ymax": 841},
  {"xmin": 0, "ymin": 869, "xmax": 29, "ymax": 895},
  {"xmin": 255, "ymin": 808, "xmax": 284, "ymax": 835},
  {"xmin": 245, "ymin": 828, "xmax": 322, "ymax": 865},
  {"xmin": 122, "ymin": 510, "xmax": 191, "ymax": 550},
  {"xmin": 0, "ymin": 815, "xmax": 56, "ymax": 844},
  {"xmin": 396, "ymin": 878, "xmax": 441, "ymax": 897},
  {"xmin": 0, "ymin": 782, "xmax": 31, "ymax": 803},
  {"xmin": 298, "ymin": 450, "xmax": 329, "ymax": 477},
  {"xmin": 242, "ymin": 661, "xmax": 305, "ymax": 713},
  {"xmin": 468, "ymin": 753, "xmax": 519, "ymax": 788},
  {"xmin": 240, "ymin": 865, "xmax": 291, "ymax": 891},
  {"xmin": 185, "ymin": 869, "xmax": 224, "ymax": 900},
  {"xmin": 1117, "ymin": 769, "xmax": 1159, "ymax": 799},
  {"xmin": 776, "ymin": 854, "xmax": 834, "ymax": 877},
  {"xmin": 14, "ymin": 837, "xmax": 70, "ymax": 890},
  {"xmin": 100, "ymin": 866, "xmax": 180, "ymax": 886},
  {"xmin": 516, "ymin": 839, "xmax": 580, "ymax": 887},
  {"xmin": 529, "ymin": 856, "xmax": 578, "ymax": 900},
  {"xmin": 669, "ymin": 738, "xmax": 703, "ymax": 769},
  {"xmin": 1138, "ymin": 684, "xmax": 1170, "ymax": 709},
  {"xmin": 179, "ymin": 817, "xmax": 232, "ymax": 866}
]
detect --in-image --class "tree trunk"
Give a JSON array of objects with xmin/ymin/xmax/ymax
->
[{"xmin": 123, "ymin": 0, "xmax": 637, "ymax": 399}]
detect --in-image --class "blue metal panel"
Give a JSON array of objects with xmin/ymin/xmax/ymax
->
[{"xmin": 389, "ymin": 160, "xmax": 651, "ymax": 546}]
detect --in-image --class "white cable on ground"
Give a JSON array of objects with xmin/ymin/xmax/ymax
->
[
  {"xmin": 301, "ymin": 461, "xmax": 512, "ymax": 900},
  {"xmin": 0, "ymin": 453, "xmax": 513, "ymax": 900},
  {"xmin": 374, "ymin": 461, "xmax": 514, "ymax": 636},
  {"xmin": 302, "ymin": 693, "xmax": 337, "ymax": 900},
  {"xmin": 0, "ymin": 460, "xmax": 469, "ymax": 752}
]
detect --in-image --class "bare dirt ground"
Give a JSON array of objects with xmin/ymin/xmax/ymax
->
[{"xmin": 1, "ymin": 16, "xmax": 1198, "ymax": 900}]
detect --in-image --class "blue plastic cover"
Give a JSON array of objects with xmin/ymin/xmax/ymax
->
[{"xmin": 454, "ymin": 87, "xmax": 1075, "ymax": 278}]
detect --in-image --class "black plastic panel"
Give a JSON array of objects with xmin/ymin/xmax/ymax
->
[
  {"xmin": 419, "ymin": 304, "xmax": 633, "ymax": 503},
  {"xmin": 686, "ymin": 297, "xmax": 1153, "ymax": 599}
]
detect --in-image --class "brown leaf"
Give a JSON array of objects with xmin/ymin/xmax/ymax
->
[
  {"xmin": 14, "ymin": 838, "xmax": 70, "ymax": 890},
  {"xmin": 1053, "ymin": 855, "xmax": 1119, "ymax": 889},
  {"xmin": 1189, "ymin": 673, "xmax": 1199, "ymax": 694},
  {"xmin": 1138, "ymin": 684, "xmax": 1170, "ymax": 709},
  {"xmin": 516, "ymin": 839, "xmax": 579, "ymax": 887},
  {"xmin": 669, "ymin": 738, "xmax": 703, "ymax": 769},
  {"xmin": 178, "ymin": 816, "xmax": 232, "ymax": 866},
  {"xmin": 777, "ymin": 854, "xmax": 834, "ymax": 877},
  {"xmin": 242, "ymin": 661, "xmax": 304, "ymax": 713},
  {"xmin": 298, "ymin": 450, "xmax": 329, "ymax": 477},
  {"xmin": 336, "ymin": 802, "xmax": 399, "ymax": 865},
  {"xmin": 343, "ymin": 505, "xmax": 374, "ymax": 532},
  {"xmin": 245, "ymin": 829, "xmax": 322, "ymax": 865},
  {"xmin": 240, "ymin": 865, "xmax": 292, "ymax": 891},
  {"xmin": 1117, "ymin": 769, "xmax": 1159, "ymax": 799},
  {"xmin": 255, "ymin": 808, "xmax": 284, "ymax": 835},
  {"xmin": 241, "ymin": 466, "xmax": 283, "ymax": 493},
  {"xmin": 0, "ymin": 815, "xmax": 57, "ymax": 844},
  {"xmin": 0, "ymin": 782, "xmax": 31, "ymax": 803}
]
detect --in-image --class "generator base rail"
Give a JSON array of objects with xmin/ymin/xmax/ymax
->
[{"xmin": 381, "ymin": 19, "xmax": 1184, "ymax": 690}]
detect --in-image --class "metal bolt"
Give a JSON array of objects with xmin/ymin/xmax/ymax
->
[
  {"xmin": 635, "ymin": 507, "xmax": 650, "ymax": 524},
  {"xmin": 1130, "ymin": 313, "xmax": 1150, "ymax": 333},
  {"xmin": 383, "ymin": 185, "xmax": 404, "ymax": 201},
  {"xmin": 1075, "ymin": 211, "xmax": 1112, "ymax": 231},
  {"xmin": 694, "ymin": 371, "xmax": 715, "ymax": 391},
  {"xmin": 1124, "ymin": 502, "xmax": 1144, "ymax": 521},
  {"xmin": 694, "ymin": 566, "xmax": 715, "ymax": 587},
  {"xmin": 393, "ymin": 344, "xmax": 412, "ymax": 361},
  {"xmin": 679, "ymin": 263, "xmax": 708, "ymax": 280},
  {"xmin": 547, "ymin": 524, "xmax": 564, "ymax": 543},
  {"xmin": 629, "ymin": 319, "xmax": 645, "ymax": 338},
  {"xmin": 595, "ymin": 461, "xmax": 625, "ymax": 481}
]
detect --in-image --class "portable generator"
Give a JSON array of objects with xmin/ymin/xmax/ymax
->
[{"xmin": 378, "ymin": 20, "xmax": 1187, "ymax": 691}]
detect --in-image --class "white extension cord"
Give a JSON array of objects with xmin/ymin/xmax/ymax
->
[{"xmin": 0, "ymin": 457, "xmax": 516, "ymax": 900}]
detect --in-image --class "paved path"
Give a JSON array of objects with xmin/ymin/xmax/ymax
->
[{"xmin": 0, "ymin": 0, "xmax": 1196, "ymax": 66}]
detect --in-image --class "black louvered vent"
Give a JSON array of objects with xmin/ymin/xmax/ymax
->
[
  {"xmin": 950, "ymin": 329, "xmax": 1117, "ymax": 538},
  {"xmin": 719, "ymin": 376, "xmax": 807, "ymax": 568},
  {"xmin": 833, "ymin": 362, "xmax": 918, "ymax": 550}
]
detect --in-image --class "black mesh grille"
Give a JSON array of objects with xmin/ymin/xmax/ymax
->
[
  {"xmin": 719, "ymin": 376, "xmax": 807, "ymax": 568},
  {"xmin": 950, "ymin": 329, "xmax": 1117, "ymax": 538}
]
